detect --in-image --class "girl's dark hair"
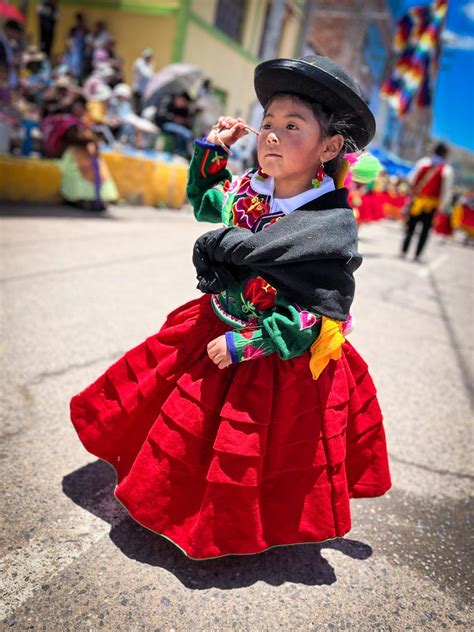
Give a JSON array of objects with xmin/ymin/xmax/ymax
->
[{"xmin": 264, "ymin": 93, "xmax": 356, "ymax": 179}]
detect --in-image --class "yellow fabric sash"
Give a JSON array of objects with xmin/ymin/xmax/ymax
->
[
  {"xmin": 309, "ymin": 317, "xmax": 346, "ymax": 380},
  {"xmin": 410, "ymin": 195, "xmax": 439, "ymax": 216},
  {"xmin": 307, "ymin": 158, "xmax": 354, "ymax": 379}
]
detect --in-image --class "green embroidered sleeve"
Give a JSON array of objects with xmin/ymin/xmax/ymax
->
[
  {"xmin": 225, "ymin": 294, "xmax": 322, "ymax": 363},
  {"xmin": 186, "ymin": 140, "xmax": 233, "ymax": 224}
]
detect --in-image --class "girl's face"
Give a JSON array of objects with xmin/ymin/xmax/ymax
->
[{"xmin": 257, "ymin": 96, "xmax": 342, "ymax": 194}]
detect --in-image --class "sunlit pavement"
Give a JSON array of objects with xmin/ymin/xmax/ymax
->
[{"xmin": 1, "ymin": 203, "xmax": 472, "ymax": 631}]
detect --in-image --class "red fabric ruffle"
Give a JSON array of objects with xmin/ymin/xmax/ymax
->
[{"xmin": 70, "ymin": 295, "xmax": 391, "ymax": 559}]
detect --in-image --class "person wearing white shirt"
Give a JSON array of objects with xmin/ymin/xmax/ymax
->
[
  {"xmin": 401, "ymin": 142, "xmax": 454, "ymax": 261},
  {"xmin": 132, "ymin": 48, "xmax": 154, "ymax": 113}
]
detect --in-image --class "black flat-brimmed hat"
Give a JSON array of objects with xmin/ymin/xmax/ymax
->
[{"xmin": 254, "ymin": 55, "xmax": 375, "ymax": 150}]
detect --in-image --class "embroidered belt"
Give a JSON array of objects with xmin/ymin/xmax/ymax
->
[{"xmin": 211, "ymin": 294, "xmax": 257, "ymax": 330}]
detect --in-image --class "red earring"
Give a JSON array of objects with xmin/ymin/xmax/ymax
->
[{"xmin": 312, "ymin": 163, "xmax": 325, "ymax": 189}]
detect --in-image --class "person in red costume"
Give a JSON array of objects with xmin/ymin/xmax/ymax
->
[
  {"xmin": 70, "ymin": 55, "xmax": 391, "ymax": 560},
  {"xmin": 401, "ymin": 142, "xmax": 454, "ymax": 261}
]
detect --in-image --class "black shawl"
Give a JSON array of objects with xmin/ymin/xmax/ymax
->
[{"xmin": 193, "ymin": 189, "xmax": 362, "ymax": 321}]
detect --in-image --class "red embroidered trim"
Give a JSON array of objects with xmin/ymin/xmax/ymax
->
[
  {"xmin": 211, "ymin": 295, "xmax": 257, "ymax": 330},
  {"xmin": 200, "ymin": 149, "xmax": 210, "ymax": 179}
]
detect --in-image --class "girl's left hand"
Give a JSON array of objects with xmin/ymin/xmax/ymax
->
[{"xmin": 207, "ymin": 335, "xmax": 232, "ymax": 369}]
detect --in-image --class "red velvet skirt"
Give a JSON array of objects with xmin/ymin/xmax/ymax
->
[{"xmin": 70, "ymin": 296, "xmax": 391, "ymax": 559}]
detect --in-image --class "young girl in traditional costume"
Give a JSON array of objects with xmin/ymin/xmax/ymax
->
[{"xmin": 70, "ymin": 56, "xmax": 391, "ymax": 559}]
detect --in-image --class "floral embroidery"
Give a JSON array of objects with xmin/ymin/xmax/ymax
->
[
  {"xmin": 219, "ymin": 171, "xmax": 270, "ymax": 230},
  {"xmin": 341, "ymin": 313, "xmax": 353, "ymax": 335},
  {"xmin": 214, "ymin": 177, "xmax": 240, "ymax": 225},
  {"xmin": 242, "ymin": 344, "xmax": 266, "ymax": 361},
  {"xmin": 235, "ymin": 173, "xmax": 254, "ymax": 196},
  {"xmin": 199, "ymin": 149, "xmax": 211, "ymax": 178},
  {"xmin": 259, "ymin": 213, "xmax": 285, "ymax": 230},
  {"xmin": 243, "ymin": 277, "xmax": 277, "ymax": 312},
  {"xmin": 222, "ymin": 179, "xmax": 238, "ymax": 192},
  {"xmin": 215, "ymin": 168, "xmax": 286, "ymax": 231},
  {"xmin": 238, "ymin": 329, "xmax": 255, "ymax": 339},
  {"xmin": 299, "ymin": 310, "xmax": 318, "ymax": 330},
  {"xmin": 211, "ymin": 295, "xmax": 257, "ymax": 329},
  {"xmin": 191, "ymin": 145, "xmax": 326, "ymax": 367},
  {"xmin": 233, "ymin": 195, "xmax": 270, "ymax": 229},
  {"xmin": 208, "ymin": 153, "xmax": 227, "ymax": 175}
]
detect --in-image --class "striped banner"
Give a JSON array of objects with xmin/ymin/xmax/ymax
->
[{"xmin": 381, "ymin": 0, "xmax": 448, "ymax": 116}]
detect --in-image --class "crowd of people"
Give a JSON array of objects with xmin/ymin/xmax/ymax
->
[
  {"xmin": 0, "ymin": 7, "xmax": 472, "ymax": 234},
  {"xmin": 0, "ymin": 9, "xmax": 223, "ymax": 210},
  {"xmin": 347, "ymin": 144, "xmax": 474, "ymax": 253}
]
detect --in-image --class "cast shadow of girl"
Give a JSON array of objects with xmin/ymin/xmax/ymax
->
[{"xmin": 62, "ymin": 458, "xmax": 372, "ymax": 591}]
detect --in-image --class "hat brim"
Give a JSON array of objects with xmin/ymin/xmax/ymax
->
[{"xmin": 254, "ymin": 58, "xmax": 375, "ymax": 150}]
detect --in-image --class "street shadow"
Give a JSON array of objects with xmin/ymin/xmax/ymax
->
[
  {"xmin": 63, "ymin": 459, "xmax": 373, "ymax": 590},
  {"xmin": 0, "ymin": 202, "xmax": 118, "ymax": 220}
]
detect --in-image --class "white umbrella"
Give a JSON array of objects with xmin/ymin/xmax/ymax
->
[
  {"xmin": 122, "ymin": 112, "xmax": 158, "ymax": 133},
  {"xmin": 143, "ymin": 63, "xmax": 203, "ymax": 106}
]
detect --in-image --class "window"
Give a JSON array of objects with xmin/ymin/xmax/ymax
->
[{"xmin": 215, "ymin": 0, "xmax": 247, "ymax": 43}]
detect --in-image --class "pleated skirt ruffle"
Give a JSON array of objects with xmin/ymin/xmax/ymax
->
[{"xmin": 70, "ymin": 295, "xmax": 391, "ymax": 559}]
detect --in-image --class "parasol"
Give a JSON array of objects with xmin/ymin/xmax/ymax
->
[{"xmin": 143, "ymin": 63, "xmax": 203, "ymax": 108}]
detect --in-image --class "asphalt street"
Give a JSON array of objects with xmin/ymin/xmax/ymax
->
[{"xmin": 1, "ymin": 202, "xmax": 473, "ymax": 631}]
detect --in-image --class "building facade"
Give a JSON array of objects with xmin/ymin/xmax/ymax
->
[
  {"xmin": 24, "ymin": 0, "xmax": 304, "ymax": 119},
  {"xmin": 302, "ymin": 0, "xmax": 439, "ymax": 163},
  {"xmin": 302, "ymin": 0, "xmax": 393, "ymax": 110}
]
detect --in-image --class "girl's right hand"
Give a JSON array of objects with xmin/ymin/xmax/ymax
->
[{"xmin": 206, "ymin": 116, "xmax": 248, "ymax": 147}]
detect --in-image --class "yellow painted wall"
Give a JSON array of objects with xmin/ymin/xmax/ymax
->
[
  {"xmin": 24, "ymin": 2, "xmax": 177, "ymax": 84},
  {"xmin": 190, "ymin": 0, "xmax": 267, "ymax": 59},
  {"xmin": 120, "ymin": 0, "xmax": 180, "ymax": 10},
  {"xmin": 191, "ymin": 0, "xmax": 216, "ymax": 24},
  {"xmin": 0, "ymin": 157, "xmax": 62, "ymax": 202},
  {"xmin": 0, "ymin": 154, "xmax": 187, "ymax": 208},
  {"xmin": 183, "ymin": 21, "xmax": 257, "ymax": 120},
  {"xmin": 183, "ymin": 1, "xmax": 302, "ymax": 120},
  {"xmin": 20, "ymin": 0, "xmax": 302, "ymax": 126}
]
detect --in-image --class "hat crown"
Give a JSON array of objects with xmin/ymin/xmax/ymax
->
[
  {"xmin": 298, "ymin": 55, "xmax": 363, "ymax": 99},
  {"xmin": 253, "ymin": 55, "xmax": 375, "ymax": 149}
]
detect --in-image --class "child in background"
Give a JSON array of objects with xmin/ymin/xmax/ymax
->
[{"xmin": 70, "ymin": 55, "xmax": 391, "ymax": 559}]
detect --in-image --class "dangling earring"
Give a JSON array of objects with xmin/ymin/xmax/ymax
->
[{"xmin": 312, "ymin": 163, "xmax": 325, "ymax": 189}]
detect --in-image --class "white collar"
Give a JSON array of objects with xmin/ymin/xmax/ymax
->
[{"xmin": 250, "ymin": 170, "xmax": 335, "ymax": 214}]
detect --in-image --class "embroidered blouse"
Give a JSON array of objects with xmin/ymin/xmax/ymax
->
[{"xmin": 188, "ymin": 139, "xmax": 327, "ymax": 364}]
